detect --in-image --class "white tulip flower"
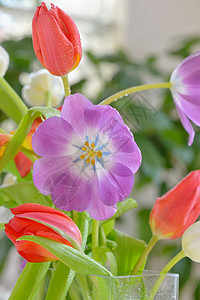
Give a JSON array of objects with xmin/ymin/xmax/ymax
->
[
  {"xmin": 22, "ymin": 69, "xmax": 64, "ymax": 107},
  {"xmin": 0, "ymin": 45, "xmax": 9, "ymax": 77},
  {"xmin": 182, "ymin": 221, "xmax": 200, "ymax": 263}
]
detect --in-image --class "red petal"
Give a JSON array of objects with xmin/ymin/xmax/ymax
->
[{"xmin": 14, "ymin": 152, "xmax": 33, "ymax": 177}]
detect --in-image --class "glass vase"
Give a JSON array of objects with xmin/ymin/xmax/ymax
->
[{"xmin": 66, "ymin": 270, "xmax": 179, "ymax": 300}]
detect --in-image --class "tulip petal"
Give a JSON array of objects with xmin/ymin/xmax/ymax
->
[
  {"xmin": 32, "ymin": 117, "xmax": 75, "ymax": 157},
  {"xmin": 98, "ymin": 163, "xmax": 134, "ymax": 206},
  {"xmin": 174, "ymin": 101, "xmax": 195, "ymax": 146},
  {"xmin": 14, "ymin": 152, "xmax": 33, "ymax": 178},
  {"xmin": 87, "ymin": 177, "xmax": 117, "ymax": 220},
  {"xmin": 61, "ymin": 94, "xmax": 93, "ymax": 137}
]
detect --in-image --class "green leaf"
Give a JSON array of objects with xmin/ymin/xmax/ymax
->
[
  {"xmin": 0, "ymin": 182, "xmax": 52, "ymax": 208},
  {"xmin": 108, "ymin": 230, "xmax": 146, "ymax": 275},
  {"xmin": 101, "ymin": 198, "xmax": 137, "ymax": 225},
  {"xmin": 0, "ymin": 223, "xmax": 6, "ymax": 230},
  {"xmin": 30, "ymin": 107, "xmax": 60, "ymax": 119},
  {"xmin": 45, "ymin": 262, "xmax": 72, "ymax": 300},
  {"xmin": 9, "ymin": 261, "xmax": 50, "ymax": 300},
  {"xmin": 18, "ymin": 235, "xmax": 112, "ymax": 276}
]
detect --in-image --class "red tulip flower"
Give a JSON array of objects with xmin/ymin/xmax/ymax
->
[
  {"xmin": 32, "ymin": 2, "xmax": 82, "ymax": 76},
  {"xmin": 5, "ymin": 203, "xmax": 82, "ymax": 262},
  {"xmin": 150, "ymin": 170, "xmax": 200, "ymax": 240}
]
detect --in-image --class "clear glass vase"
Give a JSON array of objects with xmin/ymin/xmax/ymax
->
[{"xmin": 66, "ymin": 271, "xmax": 179, "ymax": 300}]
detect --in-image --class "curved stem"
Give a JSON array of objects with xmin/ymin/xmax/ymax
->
[
  {"xmin": 149, "ymin": 250, "xmax": 185, "ymax": 300},
  {"xmin": 0, "ymin": 110, "xmax": 41, "ymax": 173},
  {"xmin": 100, "ymin": 82, "xmax": 172, "ymax": 105},
  {"xmin": 92, "ymin": 219, "xmax": 99, "ymax": 261},
  {"xmin": 131, "ymin": 235, "xmax": 158, "ymax": 275},
  {"xmin": 46, "ymin": 91, "xmax": 52, "ymax": 108},
  {"xmin": 62, "ymin": 74, "xmax": 71, "ymax": 97},
  {"xmin": 0, "ymin": 76, "xmax": 27, "ymax": 115}
]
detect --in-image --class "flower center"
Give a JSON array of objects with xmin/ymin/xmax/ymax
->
[{"xmin": 80, "ymin": 141, "xmax": 102, "ymax": 166}]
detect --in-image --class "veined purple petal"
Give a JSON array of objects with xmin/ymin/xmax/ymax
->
[
  {"xmin": 175, "ymin": 102, "xmax": 195, "ymax": 146},
  {"xmin": 87, "ymin": 177, "xmax": 117, "ymax": 220},
  {"xmin": 51, "ymin": 172, "xmax": 91, "ymax": 211},
  {"xmin": 33, "ymin": 156, "xmax": 73, "ymax": 194},
  {"xmin": 112, "ymin": 142, "xmax": 142, "ymax": 173},
  {"xmin": 61, "ymin": 93, "xmax": 93, "ymax": 138},
  {"xmin": 98, "ymin": 163, "xmax": 134, "ymax": 206},
  {"xmin": 32, "ymin": 117, "xmax": 75, "ymax": 157}
]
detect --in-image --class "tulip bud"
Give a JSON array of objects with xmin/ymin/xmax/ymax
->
[
  {"xmin": 182, "ymin": 221, "xmax": 200, "ymax": 263},
  {"xmin": 5, "ymin": 203, "xmax": 82, "ymax": 262},
  {"xmin": 0, "ymin": 45, "xmax": 9, "ymax": 77},
  {"xmin": 32, "ymin": 2, "xmax": 82, "ymax": 76},
  {"xmin": 22, "ymin": 69, "xmax": 64, "ymax": 107},
  {"xmin": 150, "ymin": 170, "xmax": 200, "ymax": 240}
]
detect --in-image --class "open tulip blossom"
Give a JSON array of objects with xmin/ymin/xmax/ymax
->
[
  {"xmin": 32, "ymin": 93, "xmax": 142, "ymax": 220},
  {"xmin": 1, "ymin": 1, "xmax": 200, "ymax": 299},
  {"xmin": 170, "ymin": 51, "xmax": 200, "ymax": 146}
]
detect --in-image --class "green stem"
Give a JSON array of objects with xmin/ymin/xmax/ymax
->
[
  {"xmin": 149, "ymin": 250, "xmax": 185, "ymax": 300},
  {"xmin": 20, "ymin": 147, "xmax": 39, "ymax": 162},
  {"xmin": 0, "ymin": 110, "xmax": 41, "ymax": 173},
  {"xmin": 46, "ymin": 91, "xmax": 52, "ymax": 108},
  {"xmin": 131, "ymin": 235, "xmax": 158, "ymax": 275},
  {"xmin": 62, "ymin": 74, "xmax": 71, "ymax": 97},
  {"xmin": 92, "ymin": 219, "xmax": 99, "ymax": 261},
  {"xmin": 100, "ymin": 82, "xmax": 172, "ymax": 105},
  {"xmin": 45, "ymin": 262, "xmax": 71, "ymax": 300},
  {"xmin": 73, "ymin": 210, "xmax": 79, "ymax": 225},
  {"xmin": 80, "ymin": 212, "xmax": 90, "ymax": 251},
  {"xmin": 0, "ymin": 76, "xmax": 27, "ymax": 116}
]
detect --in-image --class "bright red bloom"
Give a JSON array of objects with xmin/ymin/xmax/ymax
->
[
  {"xmin": 32, "ymin": 2, "xmax": 82, "ymax": 76},
  {"xmin": 0, "ymin": 118, "xmax": 42, "ymax": 177},
  {"xmin": 149, "ymin": 170, "xmax": 200, "ymax": 240},
  {"xmin": 5, "ymin": 203, "xmax": 82, "ymax": 262}
]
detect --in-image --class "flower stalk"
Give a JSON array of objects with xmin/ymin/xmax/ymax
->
[
  {"xmin": 100, "ymin": 82, "xmax": 172, "ymax": 105},
  {"xmin": 62, "ymin": 75, "xmax": 71, "ymax": 97},
  {"xmin": 149, "ymin": 251, "xmax": 185, "ymax": 300},
  {"xmin": 131, "ymin": 235, "xmax": 158, "ymax": 275}
]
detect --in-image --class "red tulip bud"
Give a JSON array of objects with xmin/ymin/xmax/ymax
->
[
  {"xmin": 32, "ymin": 2, "xmax": 82, "ymax": 76},
  {"xmin": 150, "ymin": 170, "xmax": 200, "ymax": 240},
  {"xmin": 5, "ymin": 203, "xmax": 82, "ymax": 262}
]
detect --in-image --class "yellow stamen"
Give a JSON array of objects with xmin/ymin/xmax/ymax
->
[
  {"xmin": 91, "ymin": 143, "xmax": 95, "ymax": 149},
  {"xmin": 91, "ymin": 159, "xmax": 95, "ymax": 166},
  {"xmin": 85, "ymin": 141, "xmax": 89, "ymax": 147},
  {"xmin": 97, "ymin": 151, "xmax": 102, "ymax": 158},
  {"xmin": 86, "ymin": 157, "xmax": 90, "ymax": 164},
  {"xmin": 80, "ymin": 154, "xmax": 85, "ymax": 160},
  {"xmin": 81, "ymin": 146, "xmax": 87, "ymax": 151}
]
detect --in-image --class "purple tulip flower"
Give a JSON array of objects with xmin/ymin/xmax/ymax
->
[
  {"xmin": 170, "ymin": 51, "xmax": 200, "ymax": 146},
  {"xmin": 32, "ymin": 94, "xmax": 141, "ymax": 220}
]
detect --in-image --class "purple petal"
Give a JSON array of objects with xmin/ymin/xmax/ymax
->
[
  {"xmin": 112, "ymin": 142, "xmax": 142, "ymax": 173},
  {"xmin": 175, "ymin": 93, "xmax": 200, "ymax": 126},
  {"xmin": 32, "ymin": 117, "xmax": 75, "ymax": 157},
  {"xmin": 175, "ymin": 101, "xmax": 195, "ymax": 146},
  {"xmin": 173, "ymin": 51, "xmax": 200, "ymax": 85},
  {"xmin": 98, "ymin": 163, "xmax": 134, "ymax": 206},
  {"xmin": 33, "ymin": 156, "xmax": 73, "ymax": 194},
  {"xmin": 87, "ymin": 177, "xmax": 117, "ymax": 220},
  {"xmin": 61, "ymin": 94, "xmax": 93, "ymax": 138},
  {"xmin": 51, "ymin": 172, "xmax": 92, "ymax": 211}
]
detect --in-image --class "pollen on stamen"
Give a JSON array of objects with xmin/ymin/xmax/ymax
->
[
  {"xmin": 91, "ymin": 158, "xmax": 95, "ymax": 166},
  {"xmin": 81, "ymin": 146, "xmax": 87, "ymax": 151},
  {"xmin": 85, "ymin": 141, "xmax": 89, "ymax": 147},
  {"xmin": 97, "ymin": 151, "xmax": 102, "ymax": 158},
  {"xmin": 91, "ymin": 143, "xmax": 95, "ymax": 149},
  {"xmin": 86, "ymin": 157, "xmax": 90, "ymax": 164},
  {"xmin": 80, "ymin": 154, "xmax": 85, "ymax": 160}
]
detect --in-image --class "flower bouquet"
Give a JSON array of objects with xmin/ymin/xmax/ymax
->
[{"xmin": 0, "ymin": 2, "xmax": 200, "ymax": 300}]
